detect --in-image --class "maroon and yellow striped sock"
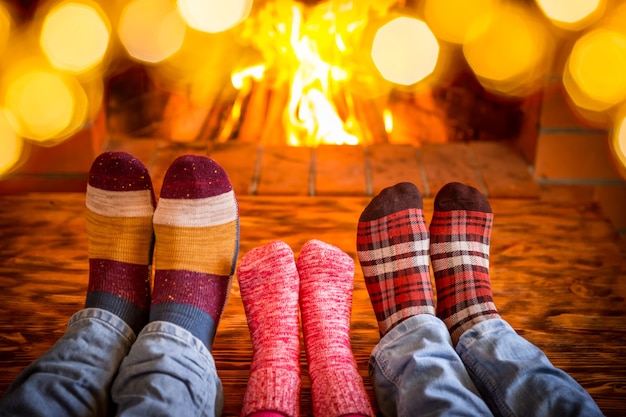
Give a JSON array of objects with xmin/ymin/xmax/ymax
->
[
  {"xmin": 150, "ymin": 155, "xmax": 239, "ymax": 349},
  {"xmin": 356, "ymin": 182, "xmax": 435, "ymax": 336},
  {"xmin": 85, "ymin": 151, "xmax": 155, "ymax": 335},
  {"xmin": 430, "ymin": 182, "xmax": 500, "ymax": 345}
]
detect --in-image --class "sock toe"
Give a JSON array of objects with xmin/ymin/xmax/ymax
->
[
  {"xmin": 434, "ymin": 182, "xmax": 492, "ymax": 213},
  {"xmin": 359, "ymin": 182, "xmax": 423, "ymax": 222}
]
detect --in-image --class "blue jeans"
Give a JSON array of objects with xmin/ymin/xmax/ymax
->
[
  {"xmin": 370, "ymin": 314, "xmax": 604, "ymax": 417},
  {"xmin": 0, "ymin": 308, "xmax": 224, "ymax": 417}
]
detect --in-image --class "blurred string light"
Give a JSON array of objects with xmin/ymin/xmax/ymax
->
[
  {"xmin": 118, "ymin": 0, "xmax": 186, "ymax": 64},
  {"xmin": 40, "ymin": 1, "xmax": 110, "ymax": 74},
  {"xmin": 536, "ymin": 0, "xmax": 605, "ymax": 31},
  {"xmin": 0, "ymin": 109, "xmax": 22, "ymax": 177},
  {"xmin": 613, "ymin": 106, "xmax": 626, "ymax": 178},
  {"xmin": 177, "ymin": 0, "xmax": 252, "ymax": 33},
  {"xmin": 463, "ymin": 3, "xmax": 552, "ymax": 96},
  {"xmin": 424, "ymin": 0, "xmax": 500, "ymax": 45},
  {"xmin": 3, "ymin": 67, "xmax": 87, "ymax": 143},
  {"xmin": 371, "ymin": 16, "xmax": 439, "ymax": 86},
  {"xmin": 563, "ymin": 28, "xmax": 626, "ymax": 112}
]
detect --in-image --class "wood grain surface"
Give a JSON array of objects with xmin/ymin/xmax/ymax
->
[{"xmin": 0, "ymin": 193, "xmax": 625, "ymax": 416}]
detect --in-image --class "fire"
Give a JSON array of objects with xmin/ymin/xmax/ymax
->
[{"xmin": 233, "ymin": 3, "xmax": 361, "ymax": 146}]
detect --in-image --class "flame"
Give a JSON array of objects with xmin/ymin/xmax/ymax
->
[{"xmin": 233, "ymin": 2, "xmax": 362, "ymax": 146}]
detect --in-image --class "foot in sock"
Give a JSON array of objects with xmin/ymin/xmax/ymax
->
[
  {"xmin": 237, "ymin": 241, "xmax": 301, "ymax": 417},
  {"xmin": 430, "ymin": 182, "xmax": 500, "ymax": 345},
  {"xmin": 150, "ymin": 154, "xmax": 239, "ymax": 349},
  {"xmin": 85, "ymin": 151, "xmax": 155, "ymax": 335},
  {"xmin": 298, "ymin": 239, "xmax": 373, "ymax": 417},
  {"xmin": 356, "ymin": 182, "xmax": 435, "ymax": 337}
]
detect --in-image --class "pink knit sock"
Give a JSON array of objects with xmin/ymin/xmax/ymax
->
[
  {"xmin": 237, "ymin": 241, "xmax": 301, "ymax": 417},
  {"xmin": 297, "ymin": 240, "xmax": 373, "ymax": 417}
]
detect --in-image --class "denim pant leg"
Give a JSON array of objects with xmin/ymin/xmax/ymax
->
[
  {"xmin": 112, "ymin": 321, "xmax": 224, "ymax": 417},
  {"xmin": 456, "ymin": 319, "xmax": 604, "ymax": 417},
  {"xmin": 0, "ymin": 308, "xmax": 135, "ymax": 417},
  {"xmin": 369, "ymin": 314, "xmax": 494, "ymax": 417}
]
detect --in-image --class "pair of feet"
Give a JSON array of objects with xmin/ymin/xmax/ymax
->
[
  {"xmin": 357, "ymin": 181, "xmax": 500, "ymax": 343},
  {"xmin": 85, "ymin": 151, "xmax": 239, "ymax": 348},
  {"xmin": 237, "ymin": 240, "xmax": 373, "ymax": 417}
]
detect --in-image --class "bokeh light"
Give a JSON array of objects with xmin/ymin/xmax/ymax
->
[
  {"xmin": 612, "ymin": 108, "xmax": 626, "ymax": 180},
  {"xmin": 463, "ymin": 4, "xmax": 551, "ymax": 95},
  {"xmin": 40, "ymin": 1, "xmax": 110, "ymax": 73},
  {"xmin": 371, "ymin": 17, "xmax": 439, "ymax": 86},
  {"xmin": 0, "ymin": 109, "xmax": 23, "ymax": 177},
  {"xmin": 424, "ymin": 0, "xmax": 499, "ymax": 44},
  {"xmin": 564, "ymin": 28, "xmax": 626, "ymax": 111},
  {"xmin": 536, "ymin": 0, "xmax": 604, "ymax": 30},
  {"xmin": 119, "ymin": 0, "xmax": 186, "ymax": 63},
  {"xmin": 177, "ymin": 0, "xmax": 252, "ymax": 33},
  {"xmin": 4, "ymin": 69, "xmax": 87, "ymax": 142}
]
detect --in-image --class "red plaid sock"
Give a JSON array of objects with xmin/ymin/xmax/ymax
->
[
  {"xmin": 237, "ymin": 241, "xmax": 301, "ymax": 417},
  {"xmin": 85, "ymin": 151, "xmax": 155, "ymax": 335},
  {"xmin": 297, "ymin": 240, "xmax": 373, "ymax": 417},
  {"xmin": 356, "ymin": 182, "xmax": 435, "ymax": 336},
  {"xmin": 430, "ymin": 182, "xmax": 500, "ymax": 344}
]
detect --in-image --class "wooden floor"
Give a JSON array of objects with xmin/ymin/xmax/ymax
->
[{"xmin": 0, "ymin": 142, "xmax": 625, "ymax": 416}]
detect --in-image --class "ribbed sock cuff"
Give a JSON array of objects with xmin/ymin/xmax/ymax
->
[
  {"xmin": 311, "ymin": 367, "xmax": 373, "ymax": 417},
  {"xmin": 242, "ymin": 367, "xmax": 301, "ymax": 417}
]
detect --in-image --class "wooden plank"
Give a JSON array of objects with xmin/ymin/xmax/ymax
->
[
  {"xmin": 368, "ymin": 144, "xmax": 424, "ymax": 196},
  {"xmin": 0, "ymin": 194, "xmax": 625, "ymax": 415},
  {"xmin": 470, "ymin": 141, "xmax": 540, "ymax": 198},
  {"xmin": 420, "ymin": 143, "xmax": 485, "ymax": 197},
  {"xmin": 256, "ymin": 146, "xmax": 311, "ymax": 196},
  {"xmin": 314, "ymin": 145, "xmax": 366, "ymax": 196},
  {"xmin": 208, "ymin": 142, "xmax": 258, "ymax": 197}
]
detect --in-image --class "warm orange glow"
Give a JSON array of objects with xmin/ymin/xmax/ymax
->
[
  {"xmin": 371, "ymin": 17, "xmax": 439, "ymax": 86},
  {"xmin": 119, "ymin": 0, "xmax": 186, "ymax": 64},
  {"xmin": 612, "ymin": 108, "xmax": 626, "ymax": 180},
  {"xmin": 40, "ymin": 1, "xmax": 110, "ymax": 73},
  {"xmin": 564, "ymin": 29, "xmax": 626, "ymax": 111},
  {"xmin": 0, "ymin": 3, "xmax": 11, "ymax": 57},
  {"xmin": 424, "ymin": 0, "xmax": 499, "ymax": 44},
  {"xmin": 383, "ymin": 108, "xmax": 393, "ymax": 134},
  {"xmin": 177, "ymin": 0, "xmax": 252, "ymax": 33},
  {"xmin": 536, "ymin": 0, "xmax": 604, "ymax": 30},
  {"xmin": 0, "ymin": 109, "xmax": 23, "ymax": 177},
  {"xmin": 4, "ymin": 69, "xmax": 87, "ymax": 142},
  {"xmin": 463, "ymin": 5, "xmax": 551, "ymax": 96}
]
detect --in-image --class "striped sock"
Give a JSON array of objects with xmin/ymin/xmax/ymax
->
[
  {"xmin": 150, "ymin": 155, "xmax": 239, "ymax": 349},
  {"xmin": 237, "ymin": 241, "xmax": 301, "ymax": 417},
  {"xmin": 298, "ymin": 239, "xmax": 373, "ymax": 417},
  {"xmin": 356, "ymin": 182, "xmax": 435, "ymax": 336},
  {"xmin": 430, "ymin": 182, "xmax": 500, "ymax": 344},
  {"xmin": 85, "ymin": 151, "xmax": 155, "ymax": 335}
]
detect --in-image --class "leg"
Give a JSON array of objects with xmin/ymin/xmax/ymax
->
[
  {"xmin": 430, "ymin": 182, "xmax": 604, "ymax": 417},
  {"xmin": 298, "ymin": 239, "xmax": 373, "ymax": 417},
  {"xmin": 112, "ymin": 155, "xmax": 239, "ymax": 416},
  {"xmin": 237, "ymin": 241, "xmax": 301, "ymax": 417},
  {"xmin": 0, "ymin": 152, "xmax": 155, "ymax": 416},
  {"xmin": 357, "ymin": 182, "xmax": 492, "ymax": 416}
]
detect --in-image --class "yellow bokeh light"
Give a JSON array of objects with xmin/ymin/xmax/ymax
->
[
  {"xmin": 4, "ymin": 70, "xmax": 86, "ymax": 142},
  {"xmin": 463, "ymin": 5, "xmax": 551, "ymax": 95},
  {"xmin": 565, "ymin": 29, "xmax": 626, "ymax": 111},
  {"xmin": 0, "ymin": 109, "xmax": 23, "ymax": 177},
  {"xmin": 177, "ymin": 0, "xmax": 252, "ymax": 33},
  {"xmin": 40, "ymin": 1, "xmax": 110, "ymax": 73},
  {"xmin": 612, "ymin": 110, "xmax": 626, "ymax": 180},
  {"xmin": 371, "ymin": 17, "xmax": 439, "ymax": 86},
  {"xmin": 536, "ymin": 0, "xmax": 604, "ymax": 30},
  {"xmin": 119, "ymin": 0, "xmax": 186, "ymax": 63},
  {"xmin": 424, "ymin": 0, "xmax": 499, "ymax": 44}
]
